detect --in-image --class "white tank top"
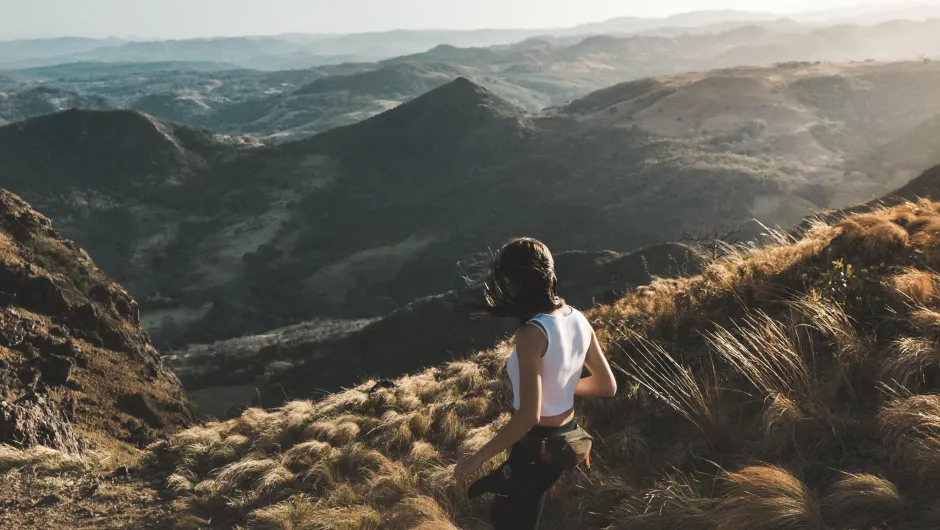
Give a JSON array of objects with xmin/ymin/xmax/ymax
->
[{"xmin": 506, "ymin": 307, "xmax": 592, "ymax": 417}]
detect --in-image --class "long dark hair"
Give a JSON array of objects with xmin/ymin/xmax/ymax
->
[{"xmin": 471, "ymin": 237, "xmax": 565, "ymax": 324}]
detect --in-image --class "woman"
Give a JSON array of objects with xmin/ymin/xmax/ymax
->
[{"xmin": 454, "ymin": 237, "xmax": 618, "ymax": 529}]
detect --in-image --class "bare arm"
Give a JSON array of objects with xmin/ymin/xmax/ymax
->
[
  {"xmin": 575, "ymin": 331, "xmax": 617, "ymax": 398},
  {"xmin": 454, "ymin": 324, "xmax": 544, "ymax": 482}
]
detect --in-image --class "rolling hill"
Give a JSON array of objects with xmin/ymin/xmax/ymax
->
[
  {"xmin": 3, "ymin": 62, "xmax": 940, "ymax": 353},
  {"xmin": 0, "ymin": 86, "xmax": 111, "ymax": 125},
  {"xmin": 0, "ymin": 11, "xmax": 808, "ymax": 71},
  {"xmin": 0, "ymin": 61, "xmax": 375, "ymax": 138},
  {"xmin": 4, "ymin": 5, "xmax": 938, "ymax": 70},
  {"xmin": 5, "ymin": 18, "xmax": 940, "ymax": 141}
]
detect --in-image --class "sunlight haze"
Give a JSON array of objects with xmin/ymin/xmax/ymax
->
[{"xmin": 1, "ymin": 0, "xmax": 937, "ymax": 39}]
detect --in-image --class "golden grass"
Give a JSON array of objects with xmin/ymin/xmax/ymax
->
[
  {"xmin": 611, "ymin": 472, "xmax": 714, "ymax": 530},
  {"xmin": 836, "ymin": 215, "xmax": 909, "ymax": 259},
  {"xmin": 247, "ymin": 494, "xmax": 383, "ymax": 530},
  {"xmin": 881, "ymin": 337, "xmax": 940, "ymax": 392},
  {"xmin": 384, "ymin": 495, "xmax": 458, "ymax": 530},
  {"xmin": 616, "ymin": 330, "xmax": 728, "ymax": 448},
  {"xmin": 155, "ymin": 200, "xmax": 940, "ymax": 528},
  {"xmin": 878, "ymin": 394, "xmax": 940, "ymax": 483},
  {"xmin": 0, "ymin": 444, "xmax": 104, "ymax": 472},
  {"xmin": 891, "ymin": 268, "xmax": 940, "ymax": 305},
  {"xmin": 822, "ymin": 473, "xmax": 905, "ymax": 528},
  {"xmin": 790, "ymin": 294, "xmax": 864, "ymax": 367},
  {"xmin": 706, "ymin": 312, "xmax": 831, "ymax": 456},
  {"xmin": 713, "ymin": 465, "xmax": 822, "ymax": 530},
  {"xmin": 908, "ymin": 307, "xmax": 940, "ymax": 340},
  {"xmin": 707, "ymin": 312, "xmax": 815, "ymax": 402}
]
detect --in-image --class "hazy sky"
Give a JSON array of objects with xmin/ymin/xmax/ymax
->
[{"xmin": 0, "ymin": 0, "xmax": 934, "ymax": 39}]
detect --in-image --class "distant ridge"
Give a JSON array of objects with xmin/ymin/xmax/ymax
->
[
  {"xmin": 0, "ymin": 86, "xmax": 112, "ymax": 124},
  {"xmin": 294, "ymin": 62, "xmax": 462, "ymax": 96}
]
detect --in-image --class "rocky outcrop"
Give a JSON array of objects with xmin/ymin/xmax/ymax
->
[{"xmin": 0, "ymin": 188, "xmax": 193, "ymax": 451}]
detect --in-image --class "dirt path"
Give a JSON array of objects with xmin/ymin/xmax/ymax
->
[{"xmin": 0, "ymin": 467, "xmax": 176, "ymax": 529}]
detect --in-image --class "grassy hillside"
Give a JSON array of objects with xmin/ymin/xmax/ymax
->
[{"xmin": 140, "ymin": 170, "xmax": 940, "ymax": 528}]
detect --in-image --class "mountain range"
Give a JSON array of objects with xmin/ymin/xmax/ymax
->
[
  {"xmin": 5, "ymin": 17, "xmax": 940, "ymax": 141},
  {"xmin": 6, "ymin": 3, "xmax": 940, "ymax": 69},
  {"xmin": 3, "ymin": 58, "xmax": 940, "ymax": 367}
]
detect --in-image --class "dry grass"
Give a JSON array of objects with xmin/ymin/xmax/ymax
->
[
  {"xmin": 713, "ymin": 465, "xmax": 822, "ymax": 530},
  {"xmin": 836, "ymin": 214, "xmax": 910, "ymax": 260},
  {"xmin": 878, "ymin": 394, "xmax": 940, "ymax": 483},
  {"xmin": 790, "ymin": 294, "xmax": 864, "ymax": 367},
  {"xmin": 881, "ymin": 337, "xmax": 940, "ymax": 392},
  {"xmin": 616, "ymin": 330, "xmax": 728, "ymax": 448},
  {"xmin": 247, "ymin": 494, "xmax": 383, "ymax": 530},
  {"xmin": 154, "ymin": 200, "xmax": 940, "ymax": 528},
  {"xmin": 611, "ymin": 472, "xmax": 715, "ymax": 530},
  {"xmin": 706, "ymin": 312, "xmax": 831, "ymax": 456},
  {"xmin": 822, "ymin": 473, "xmax": 905, "ymax": 528},
  {"xmin": 159, "ymin": 355, "xmax": 501, "ymax": 526},
  {"xmin": 0, "ymin": 445, "xmax": 104, "ymax": 472},
  {"xmin": 707, "ymin": 312, "xmax": 815, "ymax": 402},
  {"xmin": 891, "ymin": 268, "xmax": 940, "ymax": 304}
]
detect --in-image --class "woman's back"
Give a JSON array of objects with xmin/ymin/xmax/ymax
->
[
  {"xmin": 507, "ymin": 306, "xmax": 592, "ymax": 417},
  {"xmin": 455, "ymin": 237, "xmax": 617, "ymax": 530}
]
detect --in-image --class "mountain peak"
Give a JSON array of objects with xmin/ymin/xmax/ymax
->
[
  {"xmin": 397, "ymin": 76, "xmax": 521, "ymax": 118},
  {"xmin": 305, "ymin": 76, "xmax": 531, "ymax": 162}
]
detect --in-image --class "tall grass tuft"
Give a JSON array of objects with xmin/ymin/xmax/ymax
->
[
  {"xmin": 713, "ymin": 465, "xmax": 822, "ymax": 530},
  {"xmin": 615, "ymin": 328, "xmax": 729, "ymax": 449},
  {"xmin": 822, "ymin": 473, "xmax": 905, "ymax": 528}
]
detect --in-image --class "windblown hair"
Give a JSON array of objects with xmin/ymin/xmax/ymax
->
[{"xmin": 472, "ymin": 237, "xmax": 565, "ymax": 323}]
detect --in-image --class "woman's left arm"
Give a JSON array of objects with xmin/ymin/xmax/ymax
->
[{"xmin": 453, "ymin": 325, "xmax": 545, "ymax": 483}]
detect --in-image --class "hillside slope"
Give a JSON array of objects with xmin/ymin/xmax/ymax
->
[
  {"xmin": 149, "ymin": 164, "xmax": 940, "ymax": 529},
  {"xmin": 0, "ymin": 187, "xmax": 192, "ymax": 457}
]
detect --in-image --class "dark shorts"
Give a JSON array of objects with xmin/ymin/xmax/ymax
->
[{"xmin": 468, "ymin": 422, "xmax": 578, "ymax": 530}]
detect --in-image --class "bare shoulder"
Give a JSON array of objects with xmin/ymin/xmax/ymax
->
[{"xmin": 515, "ymin": 323, "xmax": 548, "ymax": 354}]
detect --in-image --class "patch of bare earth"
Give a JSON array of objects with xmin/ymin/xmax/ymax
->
[{"xmin": 0, "ymin": 467, "xmax": 172, "ymax": 529}]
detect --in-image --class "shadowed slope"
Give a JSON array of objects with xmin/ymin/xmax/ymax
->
[{"xmin": 0, "ymin": 188, "xmax": 192, "ymax": 456}]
